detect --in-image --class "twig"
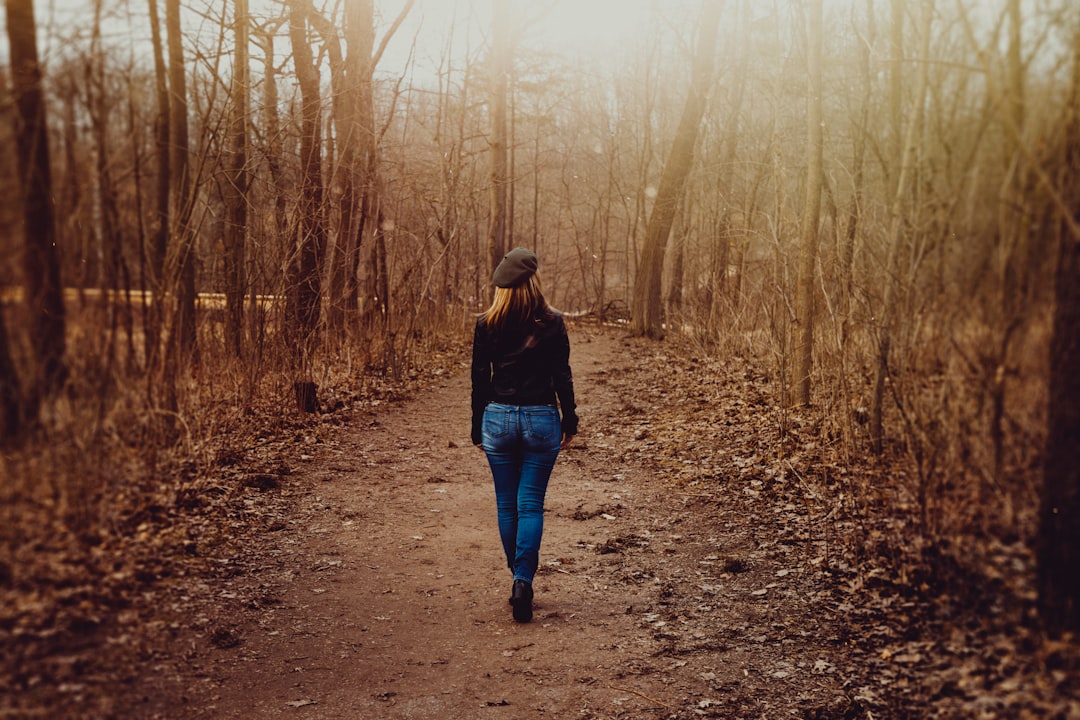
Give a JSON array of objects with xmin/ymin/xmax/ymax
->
[{"xmin": 606, "ymin": 683, "xmax": 669, "ymax": 708}]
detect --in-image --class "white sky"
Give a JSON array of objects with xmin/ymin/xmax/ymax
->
[
  {"xmin": 5, "ymin": 1, "xmax": 1060, "ymax": 81},
  {"xmin": 0, "ymin": 0, "xmax": 707, "ymax": 77}
]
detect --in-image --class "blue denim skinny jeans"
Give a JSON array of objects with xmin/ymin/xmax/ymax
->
[{"xmin": 480, "ymin": 403, "xmax": 561, "ymax": 584}]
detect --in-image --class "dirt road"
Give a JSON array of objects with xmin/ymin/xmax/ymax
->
[{"xmin": 134, "ymin": 326, "xmax": 854, "ymax": 719}]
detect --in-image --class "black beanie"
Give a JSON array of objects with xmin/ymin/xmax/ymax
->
[{"xmin": 492, "ymin": 247, "xmax": 538, "ymax": 288}]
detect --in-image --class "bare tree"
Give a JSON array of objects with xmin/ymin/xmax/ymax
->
[
  {"xmin": 1037, "ymin": 21, "xmax": 1080, "ymax": 639},
  {"xmin": 89, "ymin": 0, "xmax": 131, "ymax": 365},
  {"xmin": 146, "ymin": 0, "xmax": 170, "ymax": 371},
  {"xmin": 222, "ymin": 0, "xmax": 250, "ymax": 357},
  {"xmin": 989, "ymin": 0, "xmax": 1030, "ymax": 488},
  {"xmin": 313, "ymin": 0, "xmax": 362, "ymax": 332},
  {"xmin": 839, "ymin": 0, "xmax": 873, "ymax": 310},
  {"xmin": 792, "ymin": 0, "xmax": 825, "ymax": 406},
  {"xmin": 488, "ymin": 0, "xmax": 511, "ymax": 280},
  {"xmin": 286, "ymin": 0, "xmax": 327, "ymax": 361},
  {"xmin": 430, "ymin": 10, "xmax": 476, "ymax": 309},
  {"xmin": 5, "ymin": 0, "xmax": 67, "ymax": 407},
  {"xmin": 0, "ymin": 310, "xmax": 19, "ymax": 441},
  {"xmin": 630, "ymin": 0, "xmax": 723, "ymax": 339},
  {"xmin": 166, "ymin": 0, "xmax": 197, "ymax": 360},
  {"xmin": 869, "ymin": 0, "xmax": 933, "ymax": 453},
  {"xmin": 254, "ymin": 20, "xmax": 287, "ymax": 266}
]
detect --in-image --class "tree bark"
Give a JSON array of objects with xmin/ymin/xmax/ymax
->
[
  {"xmin": 870, "ymin": 0, "xmax": 933, "ymax": 453},
  {"xmin": 166, "ymin": 0, "xmax": 197, "ymax": 359},
  {"xmin": 287, "ymin": 0, "xmax": 327, "ymax": 349},
  {"xmin": 146, "ymin": 0, "xmax": 170, "ymax": 370},
  {"xmin": 346, "ymin": 1, "xmax": 375, "ymax": 318},
  {"xmin": 319, "ymin": 0, "xmax": 363, "ymax": 330},
  {"xmin": 223, "ymin": 0, "xmax": 250, "ymax": 357},
  {"xmin": 5, "ymin": 0, "xmax": 67, "ymax": 403},
  {"xmin": 990, "ymin": 0, "xmax": 1029, "ymax": 491},
  {"xmin": 255, "ymin": 22, "xmax": 288, "ymax": 271},
  {"xmin": 667, "ymin": 195, "xmax": 688, "ymax": 317},
  {"xmin": 1037, "ymin": 27, "xmax": 1080, "ymax": 640},
  {"xmin": 630, "ymin": 0, "xmax": 722, "ymax": 339},
  {"xmin": 90, "ymin": 0, "xmax": 129, "ymax": 363},
  {"xmin": 841, "ymin": 0, "xmax": 873, "ymax": 312},
  {"xmin": 1040, "ymin": 202, "xmax": 1080, "ymax": 638},
  {"xmin": 792, "ymin": 0, "xmax": 825, "ymax": 406},
  {"xmin": 487, "ymin": 0, "xmax": 511, "ymax": 282},
  {"xmin": 0, "ymin": 309, "xmax": 20, "ymax": 442}
]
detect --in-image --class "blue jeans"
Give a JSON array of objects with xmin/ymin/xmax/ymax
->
[{"xmin": 481, "ymin": 403, "xmax": 561, "ymax": 583}]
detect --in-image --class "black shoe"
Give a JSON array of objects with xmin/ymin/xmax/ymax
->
[{"xmin": 510, "ymin": 579, "xmax": 533, "ymax": 623}]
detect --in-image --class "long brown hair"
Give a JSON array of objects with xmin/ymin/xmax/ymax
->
[{"xmin": 481, "ymin": 274, "xmax": 549, "ymax": 331}]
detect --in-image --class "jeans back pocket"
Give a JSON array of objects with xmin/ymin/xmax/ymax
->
[
  {"xmin": 523, "ymin": 407, "xmax": 559, "ymax": 444},
  {"xmin": 482, "ymin": 406, "xmax": 511, "ymax": 440}
]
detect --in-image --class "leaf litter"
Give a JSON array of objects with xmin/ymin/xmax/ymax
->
[{"xmin": 2, "ymin": 327, "xmax": 1077, "ymax": 719}]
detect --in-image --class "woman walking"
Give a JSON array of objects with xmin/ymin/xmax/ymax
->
[{"xmin": 471, "ymin": 248, "xmax": 578, "ymax": 623}]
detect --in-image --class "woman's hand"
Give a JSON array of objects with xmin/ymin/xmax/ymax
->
[{"xmin": 560, "ymin": 432, "xmax": 574, "ymax": 450}]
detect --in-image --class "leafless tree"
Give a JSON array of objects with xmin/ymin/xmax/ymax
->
[
  {"xmin": 146, "ymin": 0, "xmax": 170, "ymax": 372},
  {"xmin": 631, "ymin": 0, "xmax": 723, "ymax": 339},
  {"xmin": 488, "ymin": 0, "xmax": 511, "ymax": 281},
  {"xmin": 869, "ymin": 0, "xmax": 934, "ymax": 454},
  {"xmin": 792, "ymin": 0, "xmax": 825, "ymax": 406},
  {"xmin": 0, "ymin": 308, "xmax": 17, "ymax": 441},
  {"xmin": 5, "ymin": 0, "xmax": 67, "ymax": 411},
  {"xmin": 1037, "ymin": 17, "xmax": 1080, "ymax": 640},
  {"xmin": 166, "ymin": 0, "xmax": 197, "ymax": 361},
  {"xmin": 222, "ymin": 0, "xmax": 250, "ymax": 358},
  {"xmin": 285, "ymin": 0, "xmax": 327, "ymax": 413}
]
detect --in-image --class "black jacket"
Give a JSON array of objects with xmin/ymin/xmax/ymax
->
[{"xmin": 471, "ymin": 309, "xmax": 578, "ymax": 445}]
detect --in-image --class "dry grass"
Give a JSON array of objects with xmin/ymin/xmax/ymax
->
[{"xmin": 0, "ymin": 299, "xmax": 468, "ymax": 598}]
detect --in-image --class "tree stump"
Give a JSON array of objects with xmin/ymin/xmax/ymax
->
[{"xmin": 293, "ymin": 381, "xmax": 319, "ymax": 413}]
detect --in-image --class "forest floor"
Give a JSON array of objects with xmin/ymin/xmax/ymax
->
[{"xmin": 3, "ymin": 323, "xmax": 1078, "ymax": 719}]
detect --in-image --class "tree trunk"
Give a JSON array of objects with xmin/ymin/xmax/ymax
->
[
  {"xmin": 0, "ymin": 309, "xmax": 20, "ymax": 442},
  {"xmin": 146, "ymin": 0, "xmax": 170, "ymax": 371},
  {"xmin": 223, "ymin": 0, "xmax": 249, "ymax": 357},
  {"xmin": 1038, "ymin": 219, "xmax": 1080, "ymax": 636},
  {"xmin": 792, "ymin": 0, "xmax": 825, "ymax": 406},
  {"xmin": 1037, "ymin": 27, "xmax": 1080, "ymax": 640},
  {"xmin": 990, "ymin": 0, "xmax": 1028, "ymax": 492},
  {"xmin": 667, "ymin": 195, "xmax": 688, "ymax": 318},
  {"xmin": 374, "ymin": 205, "xmax": 390, "ymax": 320},
  {"xmin": 841, "ymin": 0, "xmax": 873, "ymax": 313},
  {"xmin": 90, "ymin": 0, "xmax": 128, "ymax": 367},
  {"xmin": 886, "ymin": 0, "xmax": 903, "ymax": 199},
  {"xmin": 349, "ymin": 5, "xmax": 375, "ymax": 320},
  {"xmin": 126, "ymin": 82, "xmax": 147, "ymax": 371},
  {"xmin": 287, "ymin": 0, "xmax": 327, "ymax": 351},
  {"xmin": 487, "ymin": 0, "xmax": 510, "ymax": 281},
  {"xmin": 307, "ymin": 4, "xmax": 350, "ymax": 333},
  {"xmin": 5, "ymin": 0, "xmax": 67, "ymax": 405},
  {"xmin": 870, "ymin": 0, "xmax": 932, "ymax": 454},
  {"xmin": 333, "ymin": 0, "xmax": 415, "ymax": 323},
  {"xmin": 256, "ymin": 23, "xmax": 288, "ymax": 270},
  {"xmin": 337, "ymin": 4, "xmax": 364, "ymax": 329},
  {"xmin": 630, "ymin": 0, "xmax": 722, "ymax": 339},
  {"xmin": 166, "ymin": 0, "xmax": 197, "ymax": 360}
]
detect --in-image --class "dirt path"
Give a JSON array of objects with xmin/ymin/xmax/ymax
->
[{"xmin": 135, "ymin": 326, "xmax": 854, "ymax": 719}]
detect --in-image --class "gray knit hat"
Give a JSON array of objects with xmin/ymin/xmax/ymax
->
[{"xmin": 492, "ymin": 247, "xmax": 538, "ymax": 288}]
